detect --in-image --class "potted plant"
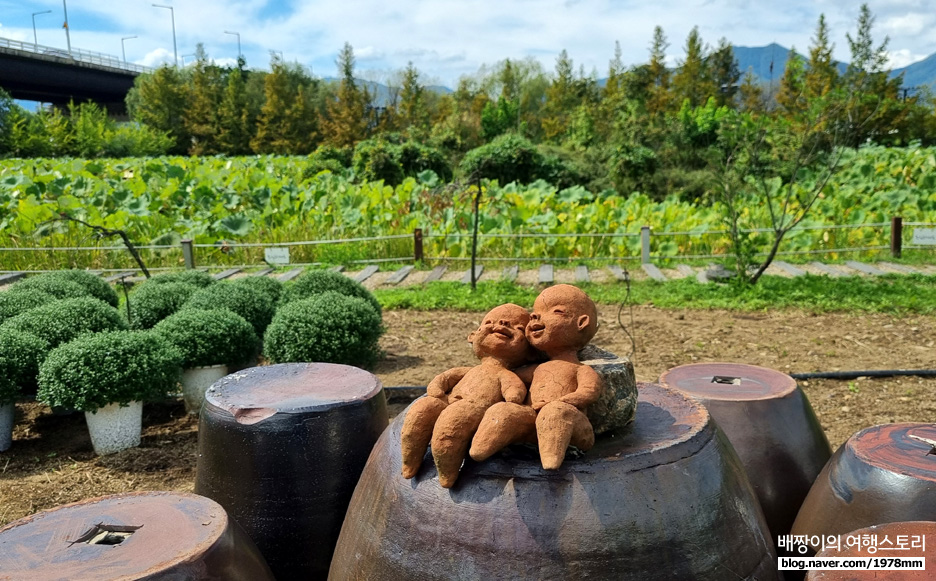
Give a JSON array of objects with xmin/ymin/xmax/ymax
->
[
  {"xmin": 1, "ymin": 296, "xmax": 128, "ymax": 350},
  {"xmin": 183, "ymin": 282, "xmax": 275, "ymax": 336},
  {"xmin": 128, "ymin": 281, "xmax": 200, "ymax": 329},
  {"xmin": 0, "ymin": 288, "xmax": 55, "ymax": 326},
  {"xmin": 281, "ymin": 269, "xmax": 381, "ymax": 314},
  {"xmin": 264, "ymin": 291, "xmax": 384, "ymax": 368},
  {"xmin": 37, "ymin": 330, "xmax": 182, "ymax": 455},
  {"xmin": 232, "ymin": 276, "xmax": 284, "ymax": 306},
  {"xmin": 152, "ymin": 309, "xmax": 260, "ymax": 414},
  {"xmin": 0, "ymin": 330, "xmax": 48, "ymax": 451}
]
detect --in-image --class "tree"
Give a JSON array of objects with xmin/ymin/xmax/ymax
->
[
  {"xmin": 126, "ymin": 66, "xmax": 190, "ymax": 154},
  {"xmin": 804, "ymin": 14, "xmax": 839, "ymax": 100},
  {"xmin": 672, "ymin": 27, "xmax": 714, "ymax": 108},
  {"xmin": 322, "ymin": 43, "xmax": 370, "ymax": 148},
  {"xmin": 708, "ymin": 38, "xmax": 740, "ymax": 108},
  {"xmin": 184, "ymin": 45, "xmax": 223, "ymax": 155},
  {"xmin": 776, "ymin": 48, "xmax": 806, "ymax": 115},
  {"xmin": 397, "ymin": 62, "xmax": 431, "ymax": 138},
  {"xmin": 541, "ymin": 50, "xmax": 577, "ymax": 141},
  {"xmin": 216, "ymin": 67, "xmax": 253, "ymax": 154},
  {"xmin": 738, "ymin": 72, "xmax": 766, "ymax": 113},
  {"xmin": 646, "ymin": 26, "xmax": 672, "ymax": 115}
]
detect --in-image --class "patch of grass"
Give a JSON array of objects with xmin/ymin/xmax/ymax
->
[{"xmin": 373, "ymin": 273, "xmax": 936, "ymax": 314}]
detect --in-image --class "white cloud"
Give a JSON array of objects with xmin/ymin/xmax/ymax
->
[
  {"xmin": 886, "ymin": 49, "xmax": 927, "ymax": 69},
  {"xmin": 140, "ymin": 48, "xmax": 174, "ymax": 68}
]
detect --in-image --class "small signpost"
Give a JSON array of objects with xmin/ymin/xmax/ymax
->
[
  {"xmin": 264, "ymin": 247, "xmax": 290, "ymax": 265},
  {"xmin": 912, "ymin": 228, "xmax": 936, "ymax": 246}
]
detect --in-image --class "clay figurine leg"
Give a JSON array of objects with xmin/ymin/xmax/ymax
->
[
  {"xmin": 535, "ymin": 401, "xmax": 595, "ymax": 470},
  {"xmin": 430, "ymin": 400, "xmax": 488, "ymax": 488},
  {"xmin": 469, "ymin": 402, "xmax": 537, "ymax": 462},
  {"xmin": 400, "ymin": 396, "xmax": 447, "ymax": 479}
]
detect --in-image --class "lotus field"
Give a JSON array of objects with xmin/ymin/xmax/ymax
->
[{"xmin": 1, "ymin": 145, "xmax": 935, "ymax": 270}]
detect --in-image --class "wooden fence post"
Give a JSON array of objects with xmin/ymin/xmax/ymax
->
[
  {"xmin": 891, "ymin": 216, "xmax": 902, "ymax": 258},
  {"xmin": 413, "ymin": 229, "xmax": 423, "ymax": 263},
  {"xmin": 640, "ymin": 226, "xmax": 651, "ymax": 264},
  {"xmin": 181, "ymin": 239, "xmax": 196, "ymax": 269}
]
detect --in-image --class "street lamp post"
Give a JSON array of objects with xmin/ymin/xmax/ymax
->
[
  {"xmin": 152, "ymin": 4, "xmax": 178, "ymax": 67},
  {"xmin": 62, "ymin": 0, "xmax": 72, "ymax": 57},
  {"xmin": 180, "ymin": 53, "xmax": 196, "ymax": 66},
  {"xmin": 224, "ymin": 30, "xmax": 240, "ymax": 58},
  {"xmin": 32, "ymin": 10, "xmax": 52, "ymax": 50},
  {"xmin": 121, "ymin": 36, "xmax": 137, "ymax": 65}
]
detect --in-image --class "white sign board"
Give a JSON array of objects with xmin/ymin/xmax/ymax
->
[
  {"xmin": 264, "ymin": 247, "xmax": 290, "ymax": 264},
  {"xmin": 912, "ymin": 228, "xmax": 936, "ymax": 246}
]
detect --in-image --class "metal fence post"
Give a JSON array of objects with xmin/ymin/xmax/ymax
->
[
  {"xmin": 891, "ymin": 216, "xmax": 902, "ymax": 258},
  {"xmin": 181, "ymin": 239, "xmax": 195, "ymax": 269},
  {"xmin": 640, "ymin": 226, "xmax": 651, "ymax": 264},
  {"xmin": 413, "ymin": 228, "xmax": 423, "ymax": 263}
]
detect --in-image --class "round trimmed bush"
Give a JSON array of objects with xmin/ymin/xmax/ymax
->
[
  {"xmin": 264, "ymin": 291, "xmax": 384, "ymax": 368},
  {"xmin": 9, "ymin": 276, "xmax": 88, "ymax": 300},
  {"xmin": 183, "ymin": 283, "xmax": 274, "ymax": 336},
  {"xmin": 37, "ymin": 330, "xmax": 182, "ymax": 412},
  {"xmin": 128, "ymin": 281, "xmax": 199, "ymax": 329},
  {"xmin": 148, "ymin": 270, "xmax": 216, "ymax": 288},
  {"xmin": 153, "ymin": 309, "xmax": 259, "ymax": 368},
  {"xmin": 282, "ymin": 270, "xmax": 381, "ymax": 314},
  {"xmin": 1, "ymin": 296, "xmax": 128, "ymax": 349},
  {"xmin": 231, "ymin": 276, "xmax": 284, "ymax": 306},
  {"xmin": 0, "ymin": 329, "xmax": 49, "ymax": 403},
  {"xmin": 43, "ymin": 270, "xmax": 119, "ymax": 307},
  {"xmin": 0, "ymin": 289, "xmax": 55, "ymax": 325}
]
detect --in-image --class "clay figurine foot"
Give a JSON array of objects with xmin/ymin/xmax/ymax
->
[{"xmin": 469, "ymin": 402, "xmax": 537, "ymax": 462}]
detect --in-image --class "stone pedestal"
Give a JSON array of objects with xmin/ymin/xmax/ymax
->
[
  {"xmin": 329, "ymin": 382, "xmax": 778, "ymax": 581},
  {"xmin": 792, "ymin": 423, "xmax": 936, "ymax": 552},
  {"xmin": 195, "ymin": 363, "xmax": 388, "ymax": 580},
  {"xmin": 0, "ymin": 491, "xmax": 273, "ymax": 580},
  {"xmin": 660, "ymin": 362, "xmax": 831, "ymax": 543}
]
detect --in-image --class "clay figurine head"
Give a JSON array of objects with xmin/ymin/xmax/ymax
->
[
  {"xmin": 468, "ymin": 303, "xmax": 532, "ymax": 368},
  {"xmin": 527, "ymin": 284, "xmax": 598, "ymax": 356}
]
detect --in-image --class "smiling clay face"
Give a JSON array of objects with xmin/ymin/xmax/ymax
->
[
  {"xmin": 526, "ymin": 285, "xmax": 598, "ymax": 355},
  {"xmin": 468, "ymin": 303, "xmax": 532, "ymax": 367}
]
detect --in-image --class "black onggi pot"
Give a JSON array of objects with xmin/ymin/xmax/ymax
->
[
  {"xmin": 0, "ymin": 491, "xmax": 274, "ymax": 581},
  {"xmin": 329, "ymin": 382, "xmax": 779, "ymax": 581},
  {"xmin": 194, "ymin": 363, "xmax": 388, "ymax": 580},
  {"xmin": 660, "ymin": 362, "xmax": 831, "ymax": 544}
]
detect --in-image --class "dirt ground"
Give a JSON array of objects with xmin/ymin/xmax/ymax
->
[{"xmin": 2, "ymin": 305, "xmax": 935, "ymax": 527}]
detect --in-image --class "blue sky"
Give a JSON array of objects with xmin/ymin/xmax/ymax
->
[{"xmin": 0, "ymin": 0, "xmax": 933, "ymax": 86}]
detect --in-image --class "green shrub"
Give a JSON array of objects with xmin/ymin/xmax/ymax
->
[
  {"xmin": 37, "ymin": 330, "xmax": 182, "ymax": 412},
  {"xmin": 1, "ymin": 297, "xmax": 128, "ymax": 349},
  {"xmin": 153, "ymin": 309, "xmax": 259, "ymax": 368},
  {"xmin": 183, "ymin": 283, "xmax": 274, "ymax": 336},
  {"xmin": 147, "ymin": 270, "xmax": 216, "ymax": 288},
  {"xmin": 0, "ymin": 329, "xmax": 49, "ymax": 403},
  {"xmin": 397, "ymin": 141, "xmax": 452, "ymax": 182},
  {"xmin": 0, "ymin": 289, "xmax": 55, "ymax": 325},
  {"xmin": 9, "ymin": 276, "xmax": 89, "ymax": 300},
  {"xmin": 282, "ymin": 270, "xmax": 381, "ymax": 314},
  {"xmin": 459, "ymin": 133, "xmax": 545, "ymax": 185},
  {"xmin": 303, "ymin": 145, "xmax": 352, "ymax": 179},
  {"xmin": 128, "ymin": 282, "xmax": 199, "ymax": 329},
  {"xmin": 231, "ymin": 276, "xmax": 283, "ymax": 305},
  {"xmin": 42, "ymin": 270, "xmax": 119, "ymax": 307},
  {"xmin": 264, "ymin": 292, "xmax": 384, "ymax": 368},
  {"xmin": 353, "ymin": 139, "xmax": 405, "ymax": 186}
]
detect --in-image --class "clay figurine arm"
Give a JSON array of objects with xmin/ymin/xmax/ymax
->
[
  {"xmin": 427, "ymin": 367, "xmax": 472, "ymax": 398},
  {"xmin": 558, "ymin": 365, "xmax": 603, "ymax": 410},
  {"xmin": 498, "ymin": 370, "xmax": 527, "ymax": 404},
  {"xmin": 513, "ymin": 364, "xmax": 538, "ymax": 386}
]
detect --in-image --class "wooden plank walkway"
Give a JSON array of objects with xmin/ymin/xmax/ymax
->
[
  {"xmin": 879, "ymin": 262, "xmax": 919, "ymax": 274},
  {"xmin": 695, "ymin": 270, "xmax": 710, "ymax": 284},
  {"xmin": 104, "ymin": 271, "xmax": 136, "ymax": 283},
  {"xmin": 608, "ymin": 265, "xmax": 629, "ymax": 282},
  {"xmin": 386, "ymin": 265, "xmax": 414, "ymax": 285},
  {"xmin": 845, "ymin": 261, "xmax": 887, "ymax": 276},
  {"xmin": 676, "ymin": 264, "xmax": 696, "ymax": 278},
  {"xmin": 329, "ymin": 265, "xmax": 345, "ymax": 273},
  {"xmin": 353, "ymin": 265, "xmax": 379, "ymax": 283},
  {"xmin": 460, "ymin": 265, "xmax": 483, "ymax": 284},
  {"xmin": 809, "ymin": 262, "xmax": 844, "ymax": 278},
  {"xmin": 252, "ymin": 268, "xmax": 274, "ymax": 277},
  {"xmin": 538, "ymin": 264, "xmax": 554, "ymax": 285},
  {"xmin": 575, "ymin": 265, "xmax": 590, "ymax": 283},
  {"xmin": 641, "ymin": 263, "xmax": 667, "ymax": 282},
  {"xmin": 278, "ymin": 268, "xmax": 305, "ymax": 282},
  {"xmin": 0, "ymin": 272, "xmax": 25, "ymax": 286},
  {"xmin": 502, "ymin": 265, "xmax": 519, "ymax": 282},
  {"xmin": 773, "ymin": 261, "xmax": 807, "ymax": 277},
  {"xmin": 424, "ymin": 265, "xmax": 447, "ymax": 283},
  {"xmin": 213, "ymin": 268, "xmax": 242, "ymax": 280}
]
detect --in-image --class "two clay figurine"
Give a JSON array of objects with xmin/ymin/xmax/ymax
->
[{"xmin": 401, "ymin": 284, "xmax": 602, "ymax": 487}]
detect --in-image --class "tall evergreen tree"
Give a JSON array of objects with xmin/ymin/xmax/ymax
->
[
  {"xmin": 216, "ymin": 67, "xmax": 253, "ymax": 154},
  {"xmin": 776, "ymin": 48, "xmax": 806, "ymax": 115},
  {"xmin": 672, "ymin": 27, "xmax": 714, "ymax": 108},
  {"xmin": 126, "ymin": 66, "xmax": 190, "ymax": 154},
  {"xmin": 397, "ymin": 62, "xmax": 430, "ymax": 138},
  {"xmin": 184, "ymin": 45, "xmax": 223, "ymax": 155},
  {"xmin": 322, "ymin": 42, "xmax": 370, "ymax": 148},
  {"xmin": 542, "ymin": 49, "xmax": 578, "ymax": 141},
  {"xmin": 708, "ymin": 38, "xmax": 740, "ymax": 108},
  {"xmin": 646, "ymin": 26, "xmax": 671, "ymax": 115},
  {"xmin": 804, "ymin": 14, "xmax": 839, "ymax": 99}
]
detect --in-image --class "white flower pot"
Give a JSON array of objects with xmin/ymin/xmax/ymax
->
[
  {"xmin": 0, "ymin": 403, "xmax": 14, "ymax": 452},
  {"xmin": 181, "ymin": 365, "xmax": 228, "ymax": 415},
  {"xmin": 85, "ymin": 401, "xmax": 143, "ymax": 455}
]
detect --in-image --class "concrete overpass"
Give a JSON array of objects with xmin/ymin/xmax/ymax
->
[{"xmin": 0, "ymin": 37, "xmax": 153, "ymax": 116}]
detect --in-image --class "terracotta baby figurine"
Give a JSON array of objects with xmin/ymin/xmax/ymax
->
[
  {"xmin": 470, "ymin": 284, "xmax": 602, "ymax": 470},
  {"xmin": 400, "ymin": 303, "xmax": 533, "ymax": 487}
]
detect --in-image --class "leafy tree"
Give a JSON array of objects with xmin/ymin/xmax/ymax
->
[
  {"xmin": 126, "ymin": 66, "xmax": 190, "ymax": 154},
  {"xmin": 776, "ymin": 48, "xmax": 806, "ymax": 115},
  {"xmin": 184, "ymin": 45, "xmax": 223, "ymax": 155},
  {"xmin": 541, "ymin": 50, "xmax": 577, "ymax": 141},
  {"xmin": 646, "ymin": 26, "xmax": 672, "ymax": 115},
  {"xmin": 804, "ymin": 14, "xmax": 839, "ymax": 100},
  {"xmin": 708, "ymin": 38, "xmax": 740, "ymax": 108},
  {"xmin": 397, "ymin": 62, "xmax": 431, "ymax": 138},
  {"xmin": 672, "ymin": 27, "xmax": 714, "ymax": 108},
  {"xmin": 738, "ymin": 72, "xmax": 766, "ymax": 113},
  {"xmin": 322, "ymin": 42, "xmax": 371, "ymax": 148},
  {"xmin": 216, "ymin": 67, "xmax": 253, "ymax": 154}
]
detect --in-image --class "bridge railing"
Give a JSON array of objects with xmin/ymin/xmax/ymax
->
[{"xmin": 0, "ymin": 36, "xmax": 153, "ymax": 75}]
